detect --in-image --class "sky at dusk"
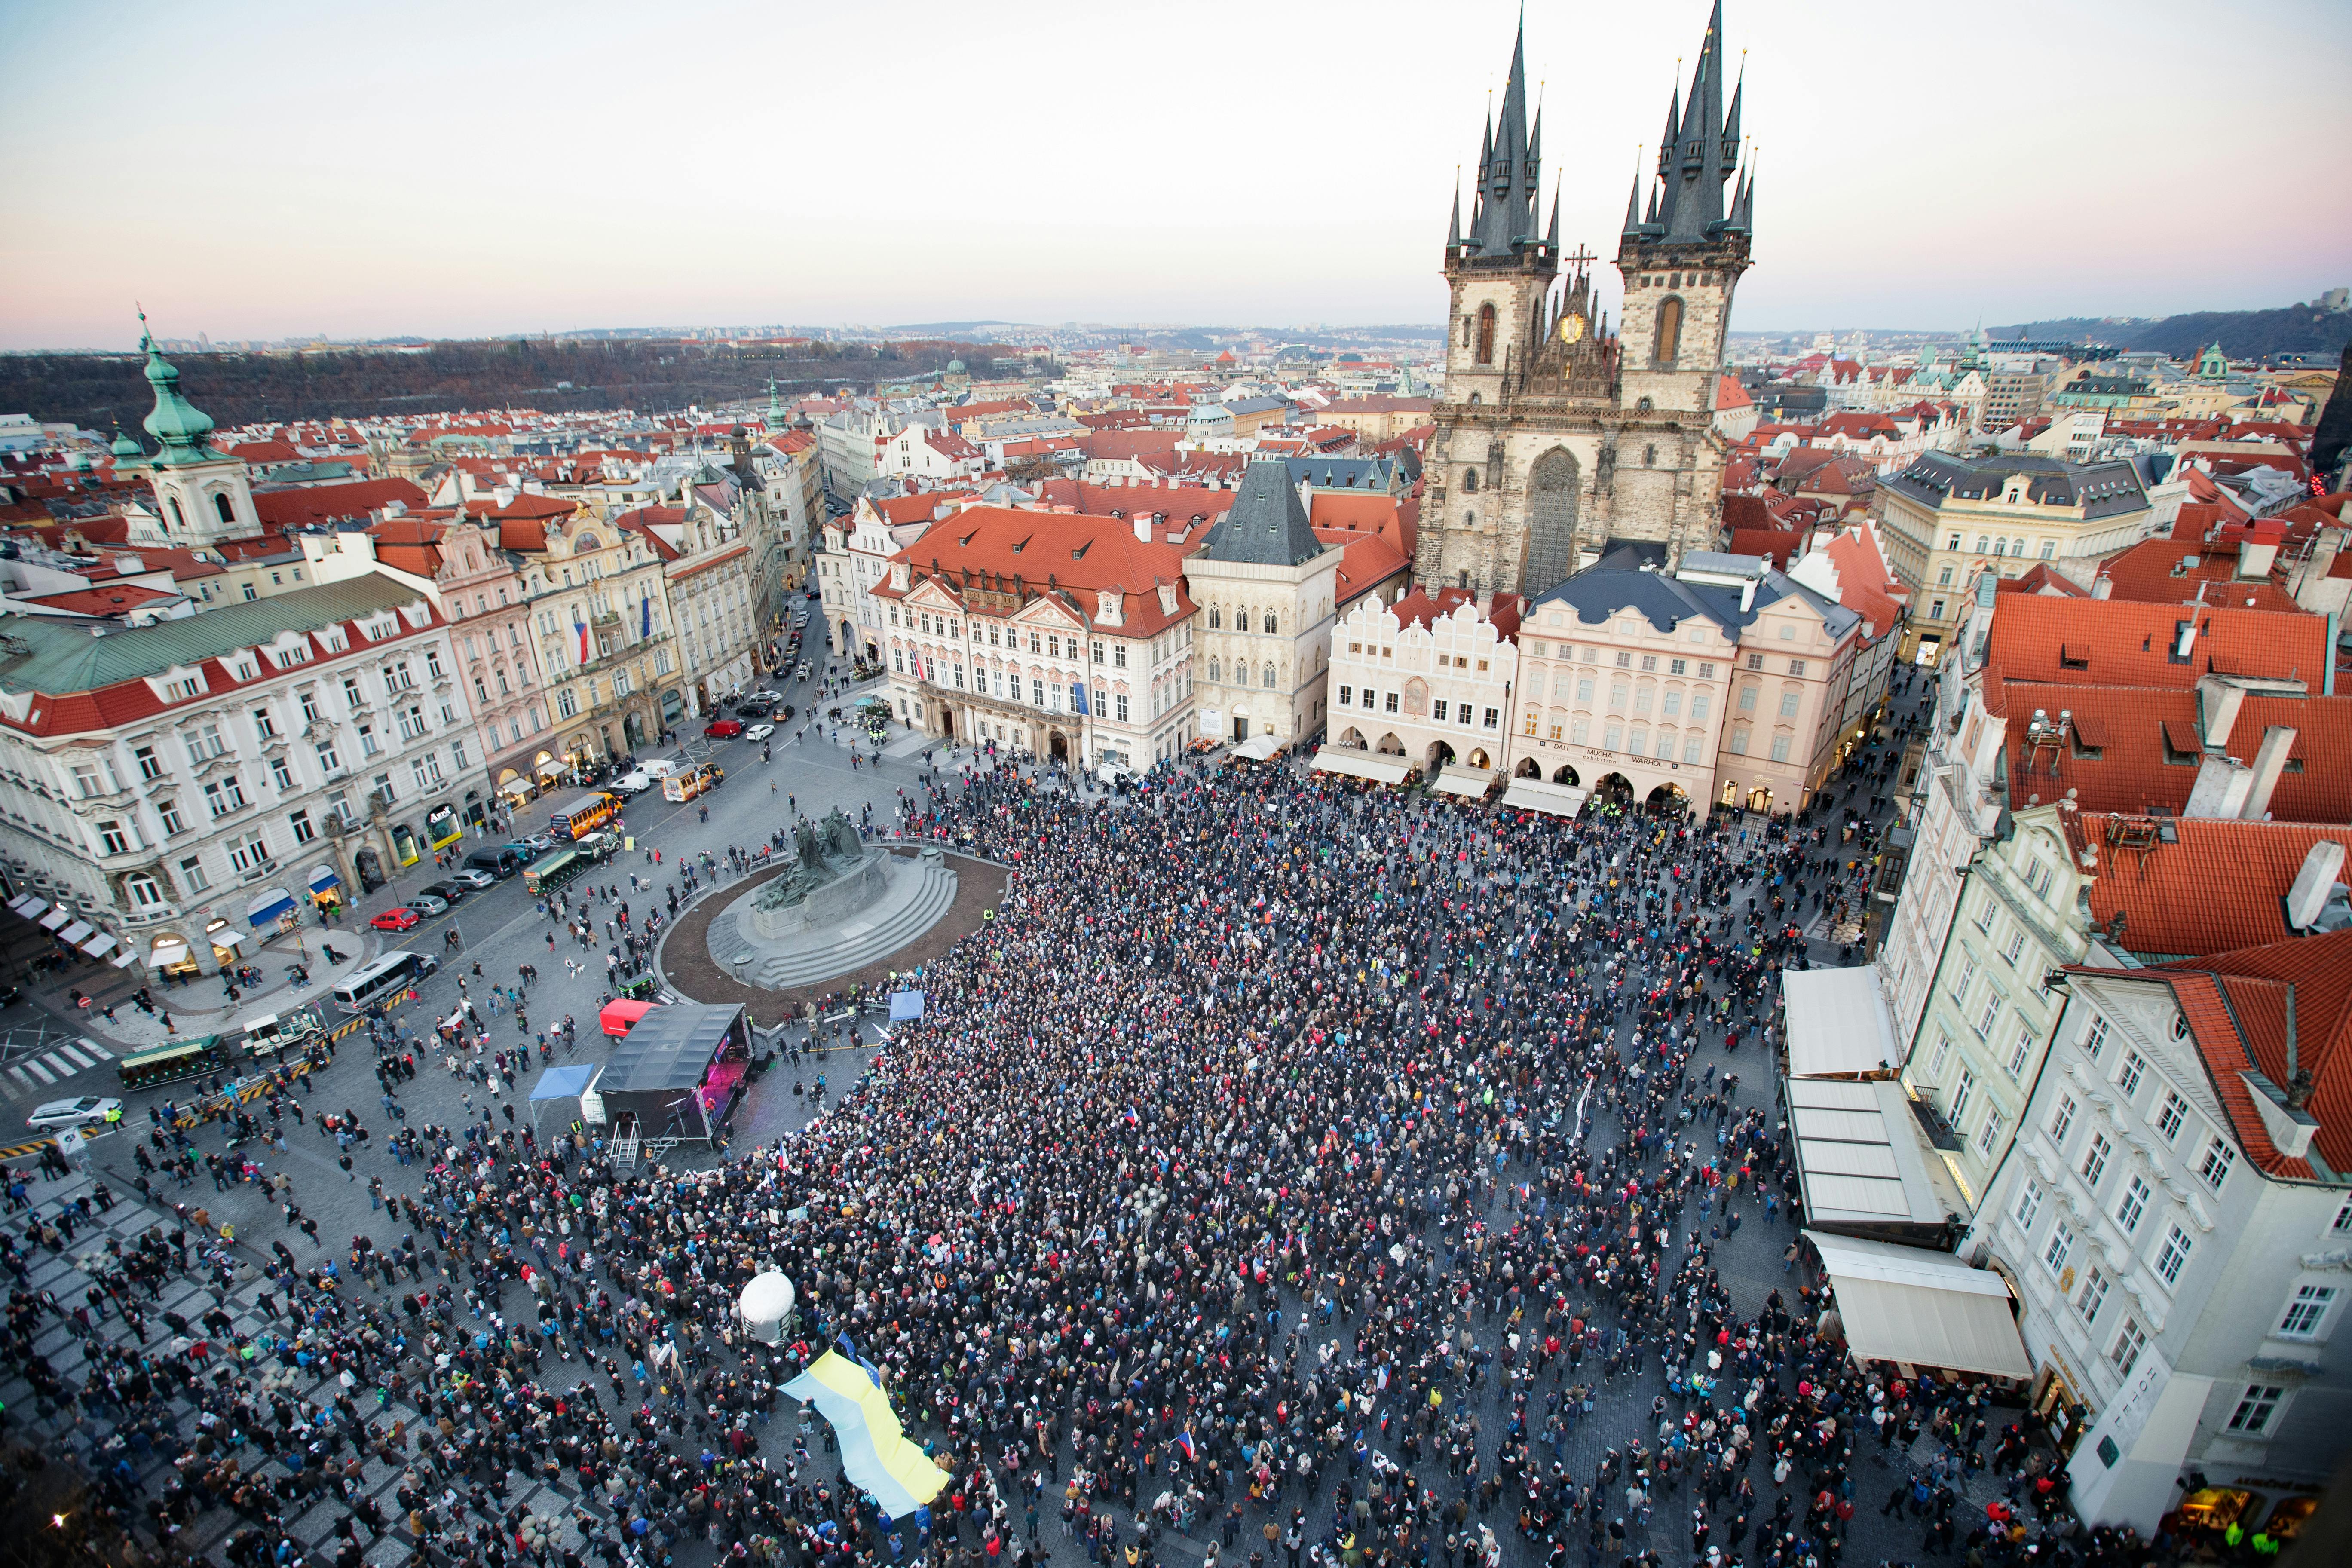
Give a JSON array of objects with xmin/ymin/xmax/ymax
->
[{"xmin": 3, "ymin": 0, "xmax": 2347, "ymax": 352}]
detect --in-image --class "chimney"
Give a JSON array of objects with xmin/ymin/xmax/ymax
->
[
  {"xmin": 2288, "ymin": 842, "xmax": 2347, "ymax": 930},
  {"xmin": 2175, "ymin": 618, "xmax": 2198, "ymax": 660},
  {"xmin": 2240, "ymin": 725, "xmax": 2298, "ymax": 820},
  {"xmin": 1134, "ymin": 514, "xmax": 1152, "ymax": 543},
  {"xmin": 2199, "ymin": 675, "xmax": 2246, "ymax": 747},
  {"xmin": 2184, "ymin": 755, "xmax": 2253, "ymax": 819},
  {"xmin": 1740, "ymin": 577, "xmax": 1757, "ymax": 612},
  {"xmin": 2237, "ymin": 537, "xmax": 2278, "ymax": 580},
  {"xmin": 2091, "ymin": 573, "xmax": 2113, "ymax": 600}
]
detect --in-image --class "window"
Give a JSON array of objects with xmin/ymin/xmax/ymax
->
[
  {"xmin": 2115, "ymin": 1176, "xmax": 2150, "ymax": 1234},
  {"xmin": 1928, "ymin": 1033, "xmax": 1954, "ymax": 1081},
  {"xmin": 98, "ymin": 820, "xmax": 132, "ymax": 855},
  {"xmin": 2226, "ymin": 1385, "xmax": 2286, "ymax": 1437},
  {"xmin": 2013, "ymin": 1181, "xmax": 2043, "ymax": 1231},
  {"xmin": 1474, "ymin": 303, "xmax": 1497, "ymax": 364},
  {"xmin": 1336, "ymin": 685, "xmax": 1351, "ymax": 707},
  {"xmin": 202, "ymin": 776, "xmax": 247, "ymax": 817},
  {"xmin": 157, "ymin": 800, "xmax": 185, "ymax": 837},
  {"xmin": 2276, "ymin": 1285, "xmax": 2335, "ymax": 1341},
  {"xmin": 227, "ymin": 835, "xmax": 270, "ymax": 874},
  {"xmin": 1788, "ymin": 659, "xmax": 1807, "ymax": 678},
  {"xmin": 2335, "ymin": 1195, "xmax": 2352, "ymax": 1235},
  {"xmin": 314, "ymin": 741, "xmax": 340, "ymax": 776},
  {"xmin": 1738, "ymin": 684, "xmax": 1758, "ymax": 712},
  {"xmin": 2116, "ymin": 1050, "xmax": 2145, "ymax": 1099},
  {"xmin": 1975, "ymin": 1109, "xmax": 2005, "ymax": 1158},
  {"xmin": 299, "ymin": 691, "xmax": 322, "ymax": 724},
  {"xmin": 134, "ymin": 745, "xmax": 162, "ymax": 781},
  {"xmin": 1951, "ymin": 957, "xmax": 1978, "ymax": 1002},
  {"xmin": 2003, "ymin": 929, "xmax": 2027, "ymax": 966},
  {"xmin": 252, "ymin": 707, "xmax": 277, "ymax": 739},
  {"xmin": 2156, "ymin": 1092, "xmax": 2189, "ymax": 1143},
  {"xmin": 126, "ymin": 872, "xmax": 164, "ymax": 909},
  {"xmin": 2079, "ymin": 1133, "xmax": 2111, "ymax": 1190},
  {"xmin": 1652, "ymin": 295, "xmax": 1684, "ymax": 366},
  {"xmin": 177, "ymin": 854, "xmax": 209, "ymax": 894},
  {"xmin": 2076, "ymin": 1267, "xmax": 2109, "ymax": 1325},
  {"xmin": 1768, "ymin": 734, "xmax": 1792, "ymax": 763},
  {"xmin": 2110, "ymin": 1319, "xmax": 2146, "ymax": 1377},
  {"xmin": 2155, "ymin": 1224, "xmax": 2193, "ymax": 1288},
  {"xmin": 1975, "ymin": 992, "xmax": 2003, "ymax": 1038},
  {"xmin": 2041, "ymin": 1223, "xmax": 2073, "ymax": 1277},
  {"xmin": 2197, "ymin": 1138, "xmax": 2236, "ymax": 1193},
  {"xmin": 2006, "ymin": 1026, "xmax": 2034, "ymax": 1080},
  {"xmin": 290, "ymin": 808, "xmax": 315, "ymax": 844},
  {"xmin": 556, "ymin": 688, "xmax": 578, "ymax": 720},
  {"xmin": 1951, "ymin": 1068, "xmax": 1976, "ymax": 1126},
  {"xmin": 425, "ymin": 648, "xmax": 444, "ymax": 679},
  {"xmin": 2084, "ymin": 1016, "xmax": 2110, "ymax": 1062}
]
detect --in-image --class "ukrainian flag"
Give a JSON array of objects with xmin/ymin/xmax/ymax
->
[{"xmin": 783, "ymin": 1347, "xmax": 949, "ymax": 1519}]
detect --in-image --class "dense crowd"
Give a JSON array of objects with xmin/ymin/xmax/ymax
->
[{"xmin": 0, "ymin": 685, "xmax": 2184, "ymax": 1568}]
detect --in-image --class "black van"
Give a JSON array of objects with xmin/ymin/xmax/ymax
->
[{"xmin": 464, "ymin": 846, "xmax": 527, "ymax": 879}]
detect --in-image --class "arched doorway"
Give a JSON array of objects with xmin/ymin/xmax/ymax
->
[
  {"xmin": 1720, "ymin": 779, "xmax": 1740, "ymax": 808},
  {"xmin": 1747, "ymin": 785, "xmax": 1775, "ymax": 814},
  {"xmin": 1551, "ymin": 765, "xmax": 1579, "ymax": 786},
  {"xmin": 354, "ymin": 846, "xmax": 384, "ymax": 893},
  {"xmin": 1376, "ymin": 732, "xmax": 1406, "ymax": 756},
  {"xmin": 623, "ymin": 710, "xmax": 646, "ymax": 748},
  {"xmin": 1514, "ymin": 756, "xmax": 1540, "ymax": 778},
  {"xmin": 1429, "ymin": 739, "xmax": 1458, "ymax": 770},
  {"xmin": 1338, "ymin": 727, "xmax": 1366, "ymax": 748},
  {"xmin": 839, "ymin": 619, "xmax": 856, "ymax": 657},
  {"xmin": 1591, "ymin": 772, "xmax": 1635, "ymax": 808},
  {"xmin": 1645, "ymin": 782, "xmax": 1689, "ymax": 816},
  {"xmin": 1522, "ymin": 447, "xmax": 1582, "ymax": 595},
  {"xmin": 1047, "ymin": 730, "xmax": 1067, "ymax": 762},
  {"xmin": 1465, "ymin": 747, "xmax": 1491, "ymax": 770}
]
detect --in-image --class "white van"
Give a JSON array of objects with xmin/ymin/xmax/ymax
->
[
  {"xmin": 640, "ymin": 756, "xmax": 686, "ymax": 780},
  {"xmin": 239, "ymin": 1008, "xmax": 325, "ymax": 1056},
  {"xmin": 331, "ymin": 949, "xmax": 439, "ymax": 1014}
]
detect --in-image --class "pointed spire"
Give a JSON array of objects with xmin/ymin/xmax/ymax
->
[
  {"xmin": 1657, "ymin": 78, "xmax": 1680, "ymax": 178},
  {"xmin": 1622, "ymin": 152, "xmax": 1646, "ymax": 237},
  {"xmin": 1448, "ymin": 168, "xmax": 1463, "ymax": 251},
  {"xmin": 1546, "ymin": 172, "xmax": 1561, "ymax": 254},
  {"xmin": 1722, "ymin": 51, "xmax": 1745, "ymax": 174}
]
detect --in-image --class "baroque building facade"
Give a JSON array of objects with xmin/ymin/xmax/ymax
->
[{"xmin": 1418, "ymin": 4, "xmax": 1754, "ymax": 597}]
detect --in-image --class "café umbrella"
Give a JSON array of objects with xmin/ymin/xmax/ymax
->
[{"xmin": 781, "ymin": 1343, "xmax": 947, "ymax": 1519}]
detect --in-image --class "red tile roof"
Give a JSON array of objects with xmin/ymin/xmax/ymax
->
[
  {"xmin": 1985, "ymin": 594, "xmax": 2328, "ymax": 688},
  {"xmin": 2152, "ymin": 929, "xmax": 2352, "ymax": 1176},
  {"xmin": 872, "ymin": 505, "xmax": 1198, "ymax": 637},
  {"xmin": 250, "ymin": 477, "xmax": 426, "ymax": 530},
  {"xmin": 1392, "ymin": 586, "xmax": 1524, "ymax": 643},
  {"xmin": 2093, "ymin": 535, "xmax": 2299, "ymax": 612},
  {"xmin": 2069, "ymin": 812, "xmax": 2352, "ymax": 957}
]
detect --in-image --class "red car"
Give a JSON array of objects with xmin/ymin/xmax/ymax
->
[
  {"xmin": 371, "ymin": 907, "xmax": 421, "ymax": 932},
  {"xmin": 703, "ymin": 719, "xmax": 744, "ymax": 738}
]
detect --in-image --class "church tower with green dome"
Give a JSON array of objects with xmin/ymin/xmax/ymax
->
[{"xmin": 123, "ymin": 312, "xmax": 262, "ymax": 549}]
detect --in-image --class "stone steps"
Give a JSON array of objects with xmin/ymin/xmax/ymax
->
[{"xmin": 707, "ymin": 857, "xmax": 959, "ymax": 989}]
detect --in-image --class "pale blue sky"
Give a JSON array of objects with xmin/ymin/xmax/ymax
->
[{"xmin": 2, "ymin": 0, "xmax": 2346, "ymax": 349}]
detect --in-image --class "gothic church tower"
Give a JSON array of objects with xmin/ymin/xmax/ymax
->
[{"xmin": 1417, "ymin": 3, "xmax": 1753, "ymax": 597}]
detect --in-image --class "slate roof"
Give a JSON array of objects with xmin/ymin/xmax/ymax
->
[
  {"xmin": 1196, "ymin": 462, "xmax": 1327, "ymax": 568},
  {"xmin": 1527, "ymin": 545, "xmax": 1749, "ymax": 634},
  {"xmin": 1282, "ymin": 456, "xmax": 1397, "ymax": 492},
  {"xmin": 1883, "ymin": 451, "xmax": 2149, "ymax": 521}
]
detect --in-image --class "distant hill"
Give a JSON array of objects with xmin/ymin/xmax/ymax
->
[
  {"xmin": 0, "ymin": 336, "xmax": 1015, "ymax": 435},
  {"xmin": 1994, "ymin": 301, "xmax": 2352, "ymax": 360}
]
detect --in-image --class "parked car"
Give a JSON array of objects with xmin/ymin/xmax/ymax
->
[
  {"xmin": 27, "ymin": 1096, "xmax": 121, "ymax": 1132},
  {"xmin": 371, "ymin": 907, "xmax": 422, "ymax": 932},
  {"xmin": 406, "ymin": 893, "xmax": 451, "ymax": 917},
  {"xmin": 793, "ymin": 663, "xmax": 812, "ymax": 680},
  {"xmin": 750, "ymin": 689, "xmax": 784, "ymax": 704},
  {"xmin": 704, "ymin": 719, "xmax": 744, "ymax": 738},
  {"xmin": 421, "ymin": 879, "xmax": 472, "ymax": 904},
  {"xmin": 611, "ymin": 771, "xmax": 654, "ymax": 795},
  {"xmin": 508, "ymin": 836, "xmax": 551, "ymax": 858},
  {"xmin": 448, "ymin": 866, "xmax": 499, "ymax": 890},
  {"xmin": 743, "ymin": 723, "xmax": 776, "ymax": 742},
  {"xmin": 463, "ymin": 848, "xmax": 526, "ymax": 879}
]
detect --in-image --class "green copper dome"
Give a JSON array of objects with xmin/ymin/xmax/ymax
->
[
  {"xmin": 946, "ymin": 358, "xmax": 966, "ymax": 374},
  {"xmin": 109, "ymin": 425, "xmax": 142, "ymax": 458},
  {"xmin": 134, "ymin": 315, "xmax": 227, "ymax": 468}
]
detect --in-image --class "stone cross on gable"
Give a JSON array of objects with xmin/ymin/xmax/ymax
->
[{"xmin": 1563, "ymin": 245, "xmax": 1597, "ymax": 272}]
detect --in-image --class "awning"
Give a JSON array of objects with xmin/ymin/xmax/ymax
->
[
  {"xmin": 1312, "ymin": 746, "xmax": 1412, "ymax": 786},
  {"xmin": 530, "ymin": 1063, "xmax": 604, "ymax": 1102},
  {"xmin": 888, "ymin": 990, "xmax": 926, "ymax": 1022},
  {"xmin": 306, "ymin": 864, "xmax": 340, "ymax": 892},
  {"xmin": 1501, "ymin": 777, "xmax": 1589, "ymax": 817},
  {"xmin": 111, "ymin": 948, "xmax": 140, "ymax": 968},
  {"xmin": 1804, "ymin": 1229, "xmax": 2033, "ymax": 1379},
  {"xmin": 80, "ymin": 933, "xmax": 117, "ymax": 958},
  {"xmin": 498, "ymin": 776, "xmax": 535, "ymax": 797},
  {"xmin": 535, "ymin": 756, "xmax": 564, "ymax": 777},
  {"xmin": 5, "ymin": 895, "xmax": 35, "ymax": 914},
  {"xmin": 211, "ymin": 929, "xmax": 247, "ymax": 952},
  {"xmin": 1783, "ymin": 966, "xmax": 1901, "ymax": 1078},
  {"xmin": 248, "ymin": 888, "xmax": 296, "ymax": 927},
  {"xmin": 1430, "ymin": 764, "xmax": 1496, "ymax": 799},
  {"xmin": 1232, "ymin": 733, "xmax": 1282, "ymax": 762},
  {"xmin": 149, "ymin": 937, "xmax": 191, "ymax": 967},
  {"xmin": 1785, "ymin": 1077, "xmax": 1959, "ymax": 1230},
  {"xmin": 55, "ymin": 920, "xmax": 93, "ymax": 945},
  {"xmin": 38, "ymin": 907, "xmax": 70, "ymax": 931}
]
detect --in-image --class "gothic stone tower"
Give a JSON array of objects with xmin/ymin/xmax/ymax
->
[{"xmin": 1418, "ymin": 3, "xmax": 1753, "ymax": 597}]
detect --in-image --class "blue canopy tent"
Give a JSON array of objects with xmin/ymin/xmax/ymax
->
[
  {"xmin": 528, "ymin": 1063, "xmax": 603, "ymax": 1135},
  {"xmin": 888, "ymin": 991, "xmax": 926, "ymax": 1022}
]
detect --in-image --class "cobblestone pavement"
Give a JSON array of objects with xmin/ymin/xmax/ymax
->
[{"xmin": 0, "ymin": 670, "xmax": 1998, "ymax": 1568}]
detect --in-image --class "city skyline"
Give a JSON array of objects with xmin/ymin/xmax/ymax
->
[{"xmin": 2, "ymin": 0, "xmax": 2347, "ymax": 353}]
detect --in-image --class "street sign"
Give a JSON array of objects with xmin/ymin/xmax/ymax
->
[{"xmin": 54, "ymin": 1127, "xmax": 85, "ymax": 1156}]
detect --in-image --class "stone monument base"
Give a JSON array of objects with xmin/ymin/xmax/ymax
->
[{"xmin": 704, "ymin": 847, "xmax": 958, "ymax": 989}]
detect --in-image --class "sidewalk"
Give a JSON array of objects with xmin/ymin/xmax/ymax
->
[{"xmin": 63, "ymin": 924, "xmax": 381, "ymax": 1050}]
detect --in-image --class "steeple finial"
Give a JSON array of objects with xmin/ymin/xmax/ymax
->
[
  {"xmin": 1546, "ymin": 170, "xmax": 1561, "ymax": 254},
  {"xmin": 1623, "ymin": 147, "xmax": 1648, "ymax": 237},
  {"xmin": 1448, "ymin": 167, "xmax": 1463, "ymax": 251}
]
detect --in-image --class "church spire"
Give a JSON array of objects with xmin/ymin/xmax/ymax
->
[
  {"xmin": 1654, "ymin": 1, "xmax": 1744, "ymax": 242},
  {"xmin": 133, "ymin": 310, "xmax": 227, "ymax": 470},
  {"xmin": 1464, "ymin": 15, "xmax": 1541, "ymax": 257},
  {"xmin": 1448, "ymin": 168, "xmax": 1463, "ymax": 250}
]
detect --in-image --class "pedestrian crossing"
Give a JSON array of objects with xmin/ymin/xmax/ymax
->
[{"xmin": 6, "ymin": 1036, "xmax": 114, "ymax": 1090}]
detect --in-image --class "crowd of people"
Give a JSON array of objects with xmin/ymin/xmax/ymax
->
[{"xmin": 0, "ymin": 675, "xmax": 2192, "ymax": 1568}]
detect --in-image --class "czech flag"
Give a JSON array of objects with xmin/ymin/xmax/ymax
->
[
  {"xmin": 574, "ymin": 616, "xmax": 591, "ymax": 665},
  {"xmin": 1174, "ymin": 1430, "xmax": 1197, "ymax": 1464}
]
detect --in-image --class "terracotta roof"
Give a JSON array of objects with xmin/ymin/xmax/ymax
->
[
  {"xmin": 1318, "ymin": 530, "xmax": 1410, "ymax": 607},
  {"xmin": 1985, "ymin": 594, "xmax": 2327, "ymax": 688},
  {"xmin": 2070, "ymin": 812, "xmax": 2352, "ymax": 958},
  {"xmin": 2153, "ymin": 929, "xmax": 2352, "ymax": 1176},
  {"xmin": 1392, "ymin": 586, "xmax": 1525, "ymax": 643},
  {"xmin": 250, "ymin": 477, "xmax": 426, "ymax": 530},
  {"xmin": 1715, "ymin": 376, "xmax": 1752, "ymax": 410},
  {"xmin": 872, "ymin": 505, "xmax": 1198, "ymax": 638},
  {"xmin": 16, "ymin": 585, "xmax": 179, "ymax": 617},
  {"xmin": 2093, "ymin": 535, "xmax": 2298, "ymax": 612}
]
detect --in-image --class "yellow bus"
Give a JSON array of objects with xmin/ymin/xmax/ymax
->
[
  {"xmin": 660, "ymin": 763, "xmax": 724, "ymax": 803},
  {"xmin": 548, "ymin": 791, "xmax": 620, "ymax": 839}
]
